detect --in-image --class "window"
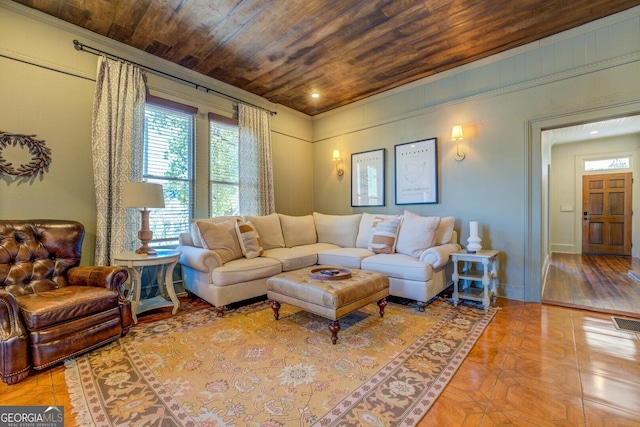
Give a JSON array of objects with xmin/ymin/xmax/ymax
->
[
  {"xmin": 584, "ymin": 157, "xmax": 630, "ymax": 171},
  {"xmin": 144, "ymin": 96, "xmax": 196, "ymax": 247},
  {"xmin": 209, "ymin": 113, "xmax": 240, "ymax": 216}
]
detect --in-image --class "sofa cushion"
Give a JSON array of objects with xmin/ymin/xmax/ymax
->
[
  {"xmin": 356, "ymin": 212, "xmax": 398, "ymax": 248},
  {"xmin": 279, "ymin": 214, "xmax": 317, "ymax": 247},
  {"xmin": 368, "ymin": 216, "xmax": 402, "ymax": 254},
  {"xmin": 396, "ymin": 211, "xmax": 441, "ymax": 257},
  {"xmin": 262, "ymin": 247, "xmax": 318, "ymax": 271},
  {"xmin": 361, "ymin": 253, "xmax": 434, "ymax": 282},
  {"xmin": 435, "ymin": 216, "xmax": 455, "ymax": 245},
  {"xmin": 235, "ymin": 220, "xmax": 264, "ymax": 259},
  {"xmin": 313, "ymin": 212, "xmax": 361, "ymax": 247},
  {"xmin": 294, "ymin": 242, "xmax": 341, "ymax": 254},
  {"xmin": 317, "ymin": 247, "xmax": 375, "ymax": 269},
  {"xmin": 17, "ymin": 286, "xmax": 119, "ymax": 330},
  {"xmin": 244, "ymin": 213, "xmax": 285, "ymax": 250},
  {"xmin": 194, "ymin": 219, "xmax": 243, "ymax": 263},
  {"xmin": 211, "ymin": 256, "xmax": 282, "ymax": 287}
]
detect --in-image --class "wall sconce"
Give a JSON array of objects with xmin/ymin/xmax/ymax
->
[
  {"xmin": 122, "ymin": 182, "xmax": 165, "ymax": 255},
  {"xmin": 451, "ymin": 125, "xmax": 465, "ymax": 161},
  {"xmin": 332, "ymin": 149, "xmax": 344, "ymax": 176}
]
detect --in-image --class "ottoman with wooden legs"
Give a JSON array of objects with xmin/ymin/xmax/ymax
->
[{"xmin": 266, "ymin": 266, "xmax": 389, "ymax": 344}]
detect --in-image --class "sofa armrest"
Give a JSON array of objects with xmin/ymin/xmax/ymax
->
[
  {"xmin": 67, "ymin": 266, "xmax": 128, "ymax": 295},
  {"xmin": 0, "ymin": 289, "xmax": 26, "ymax": 338},
  {"xmin": 0, "ymin": 289, "xmax": 30, "ymax": 383},
  {"xmin": 178, "ymin": 245, "xmax": 223, "ymax": 273},
  {"xmin": 419, "ymin": 243, "xmax": 462, "ymax": 269}
]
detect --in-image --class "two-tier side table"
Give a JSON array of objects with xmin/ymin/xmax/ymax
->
[
  {"xmin": 451, "ymin": 249, "xmax": 500, "ymax": 312},
  {"xmin": 112, "ymin": 249, "xmax": 181, "ymax": 323}
]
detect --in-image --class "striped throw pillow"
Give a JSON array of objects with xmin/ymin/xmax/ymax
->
[
  {"xmin": 235, "ymin": 220, "xmax": 264, "ymax": 259},
  {"xmin": 368, "ymin": 216, "xmax": 402, "ymax": 254}
]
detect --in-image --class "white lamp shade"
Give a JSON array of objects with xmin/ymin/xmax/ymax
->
[
  {"xmin": 122, "ymin": 182, "xmax": 165, "ymax": 209},
  {"xmin": 451, "ymin": 125, "xmax": 464, "ymax": 141},
  {"xmin": 332, "ymin": 149, "xmax": 341, "ymax": 161}
]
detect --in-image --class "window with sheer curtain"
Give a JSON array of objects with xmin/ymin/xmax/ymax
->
[
  {"xmin": 209, "ymin": 113, "xmax": 240, "ymax": 216},
  {"xmin": 144, "ymin": 96, "xmax": 196, "ymax": 247}
]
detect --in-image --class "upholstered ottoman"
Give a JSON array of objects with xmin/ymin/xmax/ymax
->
[{"xmin": 266, "ymin": 266, "xmax": 389, "ymax": 344}]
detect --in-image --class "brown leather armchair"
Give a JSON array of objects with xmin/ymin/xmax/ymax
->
[{"xmin": 0, "ymin": 220, "xmax": 133, "ymax": 384}]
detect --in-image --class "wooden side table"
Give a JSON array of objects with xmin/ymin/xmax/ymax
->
[
  {"xmin": 112, "ymin": 249, "xmax": 181, "ymax": 323},
  {"xmin": 451, "ymin": 249, "xmax": 500, "ymax": 312}
]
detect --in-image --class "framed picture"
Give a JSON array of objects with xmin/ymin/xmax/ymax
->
[
  {"xmin": 351, "ymin": 149, "xmax": 385, "ymax": 207},
  {"xmin": 395, "ymin": 138, "xmax": 438, "ymax": 204}
]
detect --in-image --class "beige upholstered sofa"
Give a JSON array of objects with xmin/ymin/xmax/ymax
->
[{"xmin": 177, "ymin": 212, "xmax": 461, "ymax": 314}]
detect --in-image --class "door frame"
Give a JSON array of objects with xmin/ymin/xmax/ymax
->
[{"xmin": 528, "ymin": 102, "xmax": 640, "ymax": 303}]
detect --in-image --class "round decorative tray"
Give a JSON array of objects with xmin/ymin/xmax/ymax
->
[{"xmin": 310, "ymin": 267, "xmax": 352, "ymax": 280}]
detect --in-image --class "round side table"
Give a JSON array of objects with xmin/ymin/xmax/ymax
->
[{"xmin": 112, "ymin": 249, "xmax": 181, "ymax": 324}]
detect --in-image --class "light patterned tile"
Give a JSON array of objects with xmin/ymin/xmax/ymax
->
[
  {"xmin": 583, "ymin": 399, "xmax": 640, "ymax": 426},
  {"xmin": 499, "ymin": 354, "xmax": 583, "ymax": 396},
  {"xmin": 508, "ymin": 334, "xmax": 577, "ymax": 362},
  {"xmin": 417, "ymin": 389, "xmax": 487, "ymax": 427},
  {"xmin": 580, "ymin": 371, "xmax": 640, "ymax": 415},
  {"xmin": 444, "ymin": 360, "xmax": 500, "ymax": 404},
  {"xmin": 488, "ymin": 378, "xmax": 585, "ymax": 426},
  {"xmin": 577, "ymin": 348, "xmax": 640, "ymax": 381}
]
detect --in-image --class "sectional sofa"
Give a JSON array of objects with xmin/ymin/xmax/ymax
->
[{"xmin": 177, "ymin": 211, "xmax": 461, "ymax": 314}]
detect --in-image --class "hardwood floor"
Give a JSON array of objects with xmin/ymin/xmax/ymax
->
[
  {"xmin": 543, "ymin": 253, "xmax": 640, "ymax": 319},
  {"xmin": 2, "ymin": 294, "xmax": 639, "ymax": 426}
]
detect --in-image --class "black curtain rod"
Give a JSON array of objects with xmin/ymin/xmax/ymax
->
[{"xmin": 73, "ymin": 39, "xmax": 277, "ymax": 115}]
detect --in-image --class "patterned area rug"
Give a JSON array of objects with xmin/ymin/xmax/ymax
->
[{"xmin": 65, "ymin": 298, "xmax": 497, "ymax": 426}]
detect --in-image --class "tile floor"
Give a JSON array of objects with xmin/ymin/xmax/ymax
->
[{"xmin": 1, "ymin": 297, "xmax": 639, "ymax": 426}]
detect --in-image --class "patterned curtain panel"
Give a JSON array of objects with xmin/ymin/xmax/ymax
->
[
  {"xmin": 92, "ymin": 56, "xmax": 146, "ymax": 265},
  {"xmin": 238, "ymin": 104, "xmax": 275, "ymax": 216}
]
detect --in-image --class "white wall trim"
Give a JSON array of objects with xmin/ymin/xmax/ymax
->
[{"xmin": 313, "ymin": 50, "xmax": 640, "ymax": 141}]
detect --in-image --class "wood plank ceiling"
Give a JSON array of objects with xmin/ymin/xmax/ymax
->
[{"xmin": 13, "ymin": 0, "xmax": 640, "ymax": 116}]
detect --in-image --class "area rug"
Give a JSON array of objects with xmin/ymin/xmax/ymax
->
[{"xmin": 65, "ymin": 298, "xmax": 497, "ymax": 426}]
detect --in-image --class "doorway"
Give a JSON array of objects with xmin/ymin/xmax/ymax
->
[{"xmin": 541, "ymin": 115, "xmax": 640, "ymax": 316}]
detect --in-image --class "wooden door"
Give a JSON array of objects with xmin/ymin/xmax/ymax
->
[{"xmin": 582, "ymin": 173, "xmax": 632, "ymax": 255}]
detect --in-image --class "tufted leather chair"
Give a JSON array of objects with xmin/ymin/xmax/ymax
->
[{"xmin": 0, "ymin": 220, "xmax": 133, "ymax": 384}]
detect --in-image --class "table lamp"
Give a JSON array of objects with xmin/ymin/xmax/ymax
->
[{"xmin": 122, "ymin": 182, "xmax": 165, "ymax": 255}]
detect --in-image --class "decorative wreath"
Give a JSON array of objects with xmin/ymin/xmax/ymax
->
[{"xmin": 0, "ymin": 131, "xmax": 52, "ymax": 177}]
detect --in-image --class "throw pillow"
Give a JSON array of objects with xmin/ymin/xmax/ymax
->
[
  {"xmin": 313, "ymin": 212, "xmax": 361, "ymax": 247},
  {"xmin": 194, "ymin": 219, "xmax": 243, "ymax": 263},
  {"xmin": 395, "ymin": 210, "xmax": 441, "ymax": 257},
  {"xmin": 368, "ymin": 216, "xmax": 402, "ymax": 254},
  {"xmin": 278, "ymin": 214, "xmax": 317, "ymax": 248},
  {"xmin": 235, "ymin": 220, "xmax": 264, "ymax": 259},
  {"xmin": 435, "ymin": 216, "xmax": 455, "ymax": 245},
  {"xmin": 189, "ymin": 221, "xmax": 204, "ymax": 248},
  {"xmin": 243, "ymin": 213, "xmax": 285, "ymax": 250},
  {"xmin": 356, "ymin": 212, "xmax": 397, "ymax": 249},
  {"xmin": 189, "ymin": 216, "xmax": 241, "ymax": 248}
]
